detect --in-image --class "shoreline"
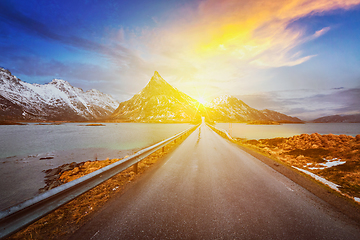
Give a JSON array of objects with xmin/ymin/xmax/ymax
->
[
  {"xmin": 0, "ymin": 147, "xmax": 138, "ymax": 211},
  {"xmin": 6, "ymin": 126, "xmax": 196, "ymax": 240}
]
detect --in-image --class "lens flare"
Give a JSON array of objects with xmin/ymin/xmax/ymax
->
[{"xmin": 197, "ymin": 97, "xmax": 207, "ymax": 105}]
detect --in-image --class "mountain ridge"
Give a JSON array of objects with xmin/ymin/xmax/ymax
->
[
  {"xmin": 0, "ymin": 67, "xmax": 304, "ymax": 123},
  {"xmin": 0, "ymin": 67, "xmax": 119, "ymax": 121},
  {"xmin": 311, "ymin": 114, "xmax": 360, "ymax": 123},
  {"xmin": 110, "ymin": 71, "xmax": 303, "ymax": 123}
]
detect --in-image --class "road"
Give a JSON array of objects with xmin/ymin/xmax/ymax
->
[{"xmin": 69, "ymin": 123, "xmax": 360, "ymax": 239}]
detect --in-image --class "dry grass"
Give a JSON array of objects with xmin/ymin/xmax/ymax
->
[
  {"xmin": 235, "ymin": 134, "xmax": 360, "ymax": 199},
  {"xmin": 6, "ymin": 131, "xmax": 193, "ymax": 240}
]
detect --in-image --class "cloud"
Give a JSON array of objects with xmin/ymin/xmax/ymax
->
[
  {"xmin": 2, "ymin": 0, "xmax": 360, "ymax": 108},
  {"xmin": 236, "ymin": 88, "xmax": 360, "ymax": 120},
  {"xmin": 0, "ymin": 1, "xmax": 141, "ymax": 67},
  {"xmin": 313, "ymin": 27, "xmax": 331, "ymax": 38},
  {"xmin": 137, "ymin": 0, "xmax": 359, "ymax": 65},
  {"xmin": 106, "ymin": 0, "xmax": 360, "ymax": 96}
]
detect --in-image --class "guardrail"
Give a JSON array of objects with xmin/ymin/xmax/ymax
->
[
  {"xmin": 206, "ymin": 123, "xmax": 233, "ymax": 141},
  {"xmin": 0, "ymin": 124, "xmax": 199, "ymax": 239}
]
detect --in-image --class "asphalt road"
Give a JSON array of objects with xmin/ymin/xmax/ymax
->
[{"xmin": 69, "ymin": 123, "xmax": 360, "ymax": 240}]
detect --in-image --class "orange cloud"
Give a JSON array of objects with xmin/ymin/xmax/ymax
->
[
  {"xmin": 183, "ymin": 0, "xmax": 360, "ymax": 66},
  {"xmin": 111, "ymin": 0, "xmax": 360, "ymax": 98}
]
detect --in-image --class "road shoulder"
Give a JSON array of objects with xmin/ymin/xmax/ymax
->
[{"xmin": 234, "ymin": 142, "xmax": 360, "ymax": 226}]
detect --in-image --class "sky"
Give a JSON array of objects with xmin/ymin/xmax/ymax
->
[{"xmin": 0, "ymin": 0, "xmax": 360, "ymax": 120}]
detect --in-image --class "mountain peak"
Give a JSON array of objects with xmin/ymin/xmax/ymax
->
[
  {"xmin": 48, "ymin": 79, "xmax": 73, "ymax": 88},
  {"xmin": 141, "ymin": 71, "xmax": 175, "ymax": 95},
  {"xmin": 0, "ymin": 67, "xmax": 20, "ymax": 83},
  {"xmin": 154, "ymin": 71, "xmax": 161, "ymax": 77},
  {"xmin": 49, "ymin": 79, "xmax": 69, "ymax": 84},
  {"xmin": 211, "ymin": 95, "xmax": 238, "ymax": 105},
  {"xmin": 111, "ymin": 71, "xmax": 200, "ymax": 122},
  {"xmin": 149, "ymin": 71, "xmax": 167, "ymax": 84}
]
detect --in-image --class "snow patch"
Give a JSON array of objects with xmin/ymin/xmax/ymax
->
[
  {"xmin": 305, "ymin": 158, "xmax": 346, "ymax": 170},
  {"xmin": 293, "ymin": 167, "xmax": 341, "ymax": 192}
]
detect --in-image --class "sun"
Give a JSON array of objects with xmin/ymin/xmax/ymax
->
[{"xmin": 197, "ymin": 97, "xmax": 207, "ymax": 105}]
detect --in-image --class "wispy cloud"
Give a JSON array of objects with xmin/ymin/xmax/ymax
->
[
  {"xmin": 237, "ymin": 88, "xmax": 360, "ymax": 120},
  {"xmin": 106, "ymin": 0, "xmax": 360, "ymax": 99},
  {"xmin": 129, "ymin": 0, "xmax": 360, "ymax": 66},
  {"xmin": 0, "ymin": 1, "xmax": 142, "ymax": 70},
  {"xmin": 1, "ymin": 0, "xmax": 360, "ymax": 111},
  {"xmin": 313, "ymin": 27, "xmax": 331, "ymax": 38}
]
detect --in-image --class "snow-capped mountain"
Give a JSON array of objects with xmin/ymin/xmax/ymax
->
[
  {"xmin": 208, "ymin": 95, "xmax": 302, "ymax": 122},
  {"xmin": 0, "ymin": 67, "xmax": 119, "ymax": 121},
  {"xmin": 1, "ymin": 66, "xmax": 302, "ymax": 123},
  {"xmin": 208, "ymin": 95, "xmax": 270, "ymax": 122},
  {"xmin": 110, "ymin": 71, "xmax": 202, "ymax": 122}
]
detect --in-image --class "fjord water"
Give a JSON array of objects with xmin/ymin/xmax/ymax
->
[
  {"xmin": 0, "ymin": 123, "xmax": 192, "ymax": 159},
  {"xmin": 215, "ymin": 123, "xmax": 360, "ymax": 139},
  {"xmin": 0, "ymin": 123, "xmax": 192, "ymax": 210}
]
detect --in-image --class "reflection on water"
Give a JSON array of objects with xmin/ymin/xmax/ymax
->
[
  {"xmin": 0, "ymin": 123, "xmax": 192, "ymax": 159},
  {"xmin": 215, "ymin": 123, "xmax": 360, "ymax": 140}
]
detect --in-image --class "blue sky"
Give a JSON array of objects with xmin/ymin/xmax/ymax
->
[{"xmin": 1, "ymin": 0, "xmax": 359, "ymax": 120}]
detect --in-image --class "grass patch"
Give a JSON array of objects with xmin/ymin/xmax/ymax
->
[{"xmin": 233, "ymin": 133, "xmax": 360, "ymax": 203}]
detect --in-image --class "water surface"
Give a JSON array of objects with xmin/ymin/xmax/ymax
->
[
  {"xmin": 215, "ymin": 123, "xmax": 360, "ymax": 140},
  {"xmin": 0, "ymin": 123, "xmax": 192, "ymax": 210},
  {"xmin": 0, "ymin": 123, "xmax": 192, "ymax": 159}
]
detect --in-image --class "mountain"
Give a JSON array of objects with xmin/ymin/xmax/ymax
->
[
  {"xmin": 260, "ymin": 109, "xmax": 303, "ymax": 123},
  {"xmin": 110, "ymin": 71, "xmax": 202, "ymax": 122},
  {"xmin": 110, "ymin": 72, "xmax": 302, "ymax": 123},
  {"xmin": 207, "ymin": 95, "xmax": 303, "ymax": 123},
  {"xmin": 0, "ymin": 67, "xmax": 119, "ymax": 121},
  {"xmin": 0, "ymin": 67, "xmax": 302, "ymax": 123},
  {"xmin": 311, "ymin": 114, "xmax": 360, "ymax": 123}
]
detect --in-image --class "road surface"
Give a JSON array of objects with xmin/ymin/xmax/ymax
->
[{"xmin": 69, "ymin": 123, "xmax": 360, "ymax": 239}]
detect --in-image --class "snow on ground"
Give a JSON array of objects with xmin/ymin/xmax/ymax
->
[
  {"xmin": 293, "ymin": 167, "xmax": 341, "ymax": 192},
  {"xmin": 306, "ymin": 158, "xmax": 346, "ymax": 170}
]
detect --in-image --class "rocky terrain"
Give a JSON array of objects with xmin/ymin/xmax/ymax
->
[
  {"xmin": 0, "ymin": 67, "xmax": 119, "ymax": 121},
  {"xmin": 236, "ymin": 133, "xmax": 360, "ymax": 199}
]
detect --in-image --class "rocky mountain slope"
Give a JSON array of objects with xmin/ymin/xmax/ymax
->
[
  {"xmin": 311, "ymin": 114, "xmax": 360, "ymax": 123},
  {"xmin": 207, "ymin": 95, "xmax": 302, "ymax": 123},
  {"xmin": 110, "ymin": 72, "xmax": 302, "ymax": 123},
  {"xmin": 0, "ymin": 67, "xmax": 119, "ymax": 121},
  {"xmin": 110, "ymin": 71, "xmax": 202, "ymax": 122}
]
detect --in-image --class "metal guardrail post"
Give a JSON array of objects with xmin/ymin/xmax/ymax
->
[
  {"xmin": 0, "ymin": 124, "xmax": 199, "ymax": 239},
  {"xmin": 133, "ymin": 162, "xmax": 138, "ymax": 174}
]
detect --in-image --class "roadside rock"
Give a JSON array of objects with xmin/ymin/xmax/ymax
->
[
  {"xmin": 356, "ymin": 134, "xmax": 360, "ymax": 142},
  {"xmin": 39, "ymin": 162, "xmax": 86, "ymax": 193}
]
